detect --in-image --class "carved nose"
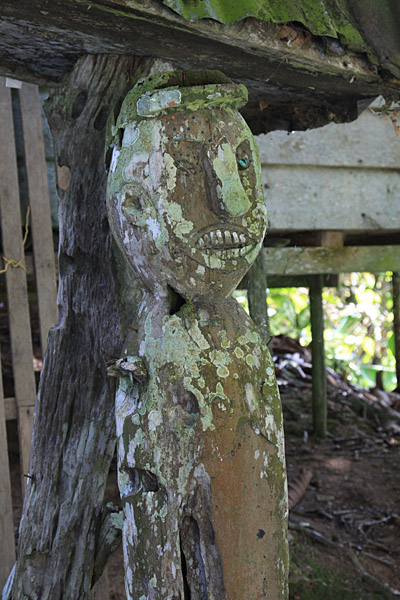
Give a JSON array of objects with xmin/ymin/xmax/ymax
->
[
  {"xmin": 202, "ymin": 148, "xmax": 251, "ymax": 218},
  {"xmin": 218, "ymin": 175, "xmax": 251, "ymax": 218}
]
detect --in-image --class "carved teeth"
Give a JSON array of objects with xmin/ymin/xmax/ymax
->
[
  {"xmin": 232, "ymin": 232, "xmax": 239, "ymax": 245},
  {"xmin": 196, "ymin": 229, "xmax": 254, "ymax": 251},
  {"xmin": 216, "ymin": 230, "xmax": 224, "ymax": 245}
]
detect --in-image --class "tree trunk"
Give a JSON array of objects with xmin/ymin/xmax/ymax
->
[{"xmin": 10, "ymin": 54, "xmax": 138, "ymax": 600}]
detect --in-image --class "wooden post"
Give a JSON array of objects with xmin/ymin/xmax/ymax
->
[
  {"xmin": 247, "ymin": 251, "xmax": 271, "ymax": 345},
  {"xmin": 10, "ymin": 55, "xmax": 138, "ymax": 600},
  {"xmin": 0, "ymin": 352, "xmax": 16, "ymax": 590},
  {"xmin": 309, "ymin": 275, "xmax": 327, "ymax": 438},
  {"xmin": 0, "ymin": 78, "xmax": 37, "ymax": 494},
  {"xmin": 19, "ymin": 82, "xmax": 58, "ymax": 356},
  {"xmin": 392, "ymin": 272, "xmax": 400, "ymax": 392}
]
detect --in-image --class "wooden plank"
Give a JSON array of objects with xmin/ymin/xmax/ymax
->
[
  {"xmin": 257, "ymin": 109, "xmax": 400, "ymax": 232},
  {"xmin": 0, "ymin": 77, "xmax": 37, "ymax": 493},
  {"xmin": 309, "ymin": 276, "xmax": 327, "ymax": 439},
  {"xmin": 257, "ymin": 110, "xmax": 400, "ymax": 169},
  {"xmin": 262, "ymin": 166, "xmax": 400, "ymax": 232},
  {"xmin": 4, "ymin": 397, "xmax": 17, "ymax": 420},
  {"xmin": 19, "ymin": 83, "xmax": 58, "ymax": 355},
  {"xmin": 262, "ymin": 245, "xmax": 400, "ymax": 276},
  {"xmin": 0, "ymin": 353, "xmax": 16, "ymax": 589}
]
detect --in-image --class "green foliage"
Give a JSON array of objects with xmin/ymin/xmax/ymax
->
[{"xmin": 266, "ymin": 273, "xmax": 397, "ymax": 390}]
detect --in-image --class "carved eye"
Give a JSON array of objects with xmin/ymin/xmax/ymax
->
[
  {"xmin": 236, "ymin": 139, "xmax": 252, "ymax": 172},
  {"xmin": 238, "ymin": 156, "xmax": 250, "ymax": 170}
]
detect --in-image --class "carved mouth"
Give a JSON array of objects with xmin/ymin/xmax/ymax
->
[{"xmin": 194, "ymin": 227, "xmax": 257, "ymax": 258}]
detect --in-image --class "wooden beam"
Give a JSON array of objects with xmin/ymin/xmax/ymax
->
[
  {"xmin": 262, "ymin": 246, "xmax": 400, "ymax": 275},
  {"xmin": 239, "ymin": 274, "xmax": 339, "ymax": 289},
  {"xmin": 0, "ymin": 1, "xmax": 399, "ymax": 132},
  {"xmin": 309, "ymin": 275, "xmax": 327, "ymax": 439}
]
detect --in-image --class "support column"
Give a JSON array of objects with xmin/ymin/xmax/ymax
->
[
  {"xmin": 10, "ymin": 55, "xmax": 138, "ymax": 600},
  {"xmin": 392, "ymin": 272, "xmax": 400, "ymax": 392},
  {"xmin": 247, "ymin": 250, "xmax": 271, "ymax": 345},
  {"xmin": 309, "ymin": 275, "xmax": 327, "ymax": 438}
]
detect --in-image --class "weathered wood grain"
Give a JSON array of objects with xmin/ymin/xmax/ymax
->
[
  {"xmin": 0, "ymin": 78, "xmax": 37, "ymax": 493},
  {"xmin": 19, "ymin": 82, "xmax": 58, "ymax": 356},
  {"xmin": 262, "ymin": 245, "xmax": 400, "ymax": 275},
  {"xmin": 11, "ymin": 55, "xmax": 138, "ymax": 600},
  {"xmin": 0, "ymin": 0, "xmax": 399, "ymax": 132},
  {"xmin": 0, "ymin": 354, "xmax": 16, "ymax": 590}
]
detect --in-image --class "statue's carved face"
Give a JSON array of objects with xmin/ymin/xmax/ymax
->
[{"xmin": 107, "ymin": 107, "xmax": 267, "ymax": 299}]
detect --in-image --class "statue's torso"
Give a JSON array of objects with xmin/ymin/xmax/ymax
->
[{"xmin": 116, "ymin": 298, "xmax": 288, "ymax": 600}]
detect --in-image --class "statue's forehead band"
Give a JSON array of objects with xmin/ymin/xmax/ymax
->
[
  {"xmin": 115, "ymin": 84, "xmax": 247, "ymax": 128},
  {"xmin": 108, "ymin": 70, "xmax": 248, "ymax": 149}
]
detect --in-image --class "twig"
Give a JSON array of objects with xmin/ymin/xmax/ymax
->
[
  {"xmin": 354, "ymin": 548, "xmax": 395, "ymax": 568},
  {"xmin": 347, "ymin": 548, "xmax": 400, "ymax": 596},
  {"xmin": 288, "ymin": 520, "xmax": 341, "ymax": 548}
]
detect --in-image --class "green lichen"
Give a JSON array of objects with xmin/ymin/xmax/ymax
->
[
  {"xmin": 163, "ymin": 0, "xmax": 367, "ymax": 51},
  {"xmin": 213, "ymin": 143, "xmax": 252, "ymax": 217}
]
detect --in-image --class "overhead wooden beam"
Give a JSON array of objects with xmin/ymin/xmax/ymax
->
[
  {"xmin": 262, "ymin": 245, "xmax": 400, "ymax": 276},
  {"xmin": 0, "ymin": 1, "xmax": 399, "ymax": 131}
]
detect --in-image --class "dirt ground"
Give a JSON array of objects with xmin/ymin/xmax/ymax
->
[{"xmin": 5, "ymin": 334, "xmax": 400, "ymax": 599}]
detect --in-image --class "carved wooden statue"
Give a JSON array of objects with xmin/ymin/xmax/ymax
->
[{"xmin": 106, "ymin": 70, "xmax": 288, "ymax": 600}]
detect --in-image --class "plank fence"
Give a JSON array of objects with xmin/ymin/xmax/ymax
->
[{"xmin": 0, "ymin": 77, "xmax": 58, "ymax": 590}]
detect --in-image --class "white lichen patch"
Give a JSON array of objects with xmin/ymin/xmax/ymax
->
[
  {"xmin": 148, "ymin": 410, "xmax": 162, "ymax": 431},
  {"xmin": 164, "ymin": 201, "xmax": 194, "ymax": 239},
  {"xmin": 245, "ymin": 382, "xmax": 257, "ymax": 413}
]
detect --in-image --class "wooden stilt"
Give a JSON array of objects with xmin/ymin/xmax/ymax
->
[
  {"xmin": 309, "ymin": 275, "xmax": 327, "ymax": 438},
  {"xmin": 392, "ymin": 272, "xmax": 400, "ymax": 392},
  {"xmin": 247, "ymin": 251, "xmax": 271, "ymax": 345},
  {"xmin": 0, "ymin": 352, "xmax": 16, "ymax": 590}
]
